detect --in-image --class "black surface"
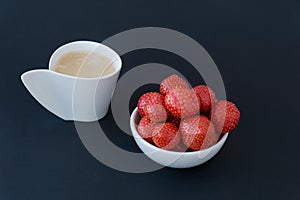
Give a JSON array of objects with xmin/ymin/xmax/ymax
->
[{"xmin": 1, "ymin": 0, "xmax": 300, "ymax": 199}]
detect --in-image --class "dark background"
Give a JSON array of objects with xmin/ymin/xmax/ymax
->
[{"xmin": 1, "ymin": 0, "xmax": 300, "ymax": 199}]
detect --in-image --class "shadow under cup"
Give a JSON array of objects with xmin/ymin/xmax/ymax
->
[{"xmin": 49, "ymin": 41, "xmax": 122, "ymax": 122}]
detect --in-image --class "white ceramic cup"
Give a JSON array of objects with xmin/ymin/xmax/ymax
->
[{"xmin": 21, "ymin": 41, "xmax": 122, "ymax": 122}]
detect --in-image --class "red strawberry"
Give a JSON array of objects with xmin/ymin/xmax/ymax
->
[
  {"xmin": 180, "ymin": 115, "xmax": 220, "ymax": 150},
  {"xmin": 137, "ymin": 117, "xmax": 156, "ymax": 143},
  {"xmin": 145, "ymin": 103, "xmax": 169, "ymax": 122},
  {"xmin": 168, "ymin": 114, "xmax": 181, "ymax": 127},
  {"xmin": 137, "ymin": 92, "xmax": 169, "ymax": 122},
  {"xmin": 211, "ymin": 100, "xmax": 240, "ymax": 133},
  {"xmin": 160, "ymin": 74, "xmax": 189, "ymax": 96},
  {"xmin": 152, "ymin": 122, "xmax": 180, "ymax": 150},
  {"xmin": 164, "ymin": 88, "xmax": 199, "ymax": 118},
  {"xmin": 193, "ymin": 85, "xmax": 216, "ymax": 112}
]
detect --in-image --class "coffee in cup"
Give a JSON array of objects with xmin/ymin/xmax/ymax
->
[{"xmin": 53, "ymin": 50, "xmax": 115, "ymax": 78}]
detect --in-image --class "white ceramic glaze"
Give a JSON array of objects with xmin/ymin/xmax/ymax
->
[
  {"xmin": 21, "ymin": 41, "xmax": 122, "ymax": 122},
  {"xmin": 130, "ymin": 107, "xmax": 229, "ymax": 168}
]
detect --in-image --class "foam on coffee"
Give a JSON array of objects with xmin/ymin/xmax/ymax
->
[{"xmin": 54, "ymin": 51, "xmax": 115, "ymax": 78}]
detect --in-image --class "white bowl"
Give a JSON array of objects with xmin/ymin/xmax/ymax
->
[{"xmin": 130, "ymin": 107, "xmax": 229, "ymax": 168}]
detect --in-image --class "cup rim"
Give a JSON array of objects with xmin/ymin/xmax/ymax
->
[
  {"xmin": 130, "ymin": 107, "xmax": 229, "ymax": 156},
  {"xmin": 49, "ymin": 40, "xmax": 122, "ymax": 80}
]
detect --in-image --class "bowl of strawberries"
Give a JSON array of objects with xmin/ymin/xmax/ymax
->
[{"xmin": 130, "ymin": 74, "xmax": 240, "ymax": 168}]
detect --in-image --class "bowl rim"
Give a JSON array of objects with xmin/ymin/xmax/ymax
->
[{"xmin": 130, "ymin": 107, "xmax": 229, "ymax": 156}]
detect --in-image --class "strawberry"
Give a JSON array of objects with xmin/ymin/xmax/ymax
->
[
  {"xmin": 211, "ymin": 100, "xmax": 240, "ymax": 133},
  {"xmin": 137, "ymin": 92, "xmax": 169, "ymax": 122},
  {"xmin": 152, "ymin": 122, "xmax": 180, "ymax": 150},
  {"xmin": 160, "ymin": 74, "xmax": 189, "ymax": 96},
  {"xmin": 145, "ymin": 103, "xmax": 169, "ymax": 122},
  {"xmin": 164, "ymin": 88, "xmax": 199, "ymax": 118},
  {"xmin": 180, "ymin": 115, "xmax": 220, "ymax": 150},
  {"xmin": 137, "ymin": 117, "xmax": 156, "ymax": 143},
  {"xmin": 193, "ymin": 85, "xmax": 216, "ymax": 112}
]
